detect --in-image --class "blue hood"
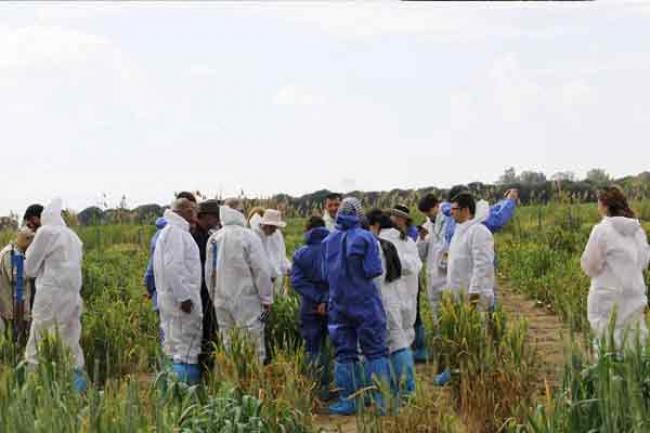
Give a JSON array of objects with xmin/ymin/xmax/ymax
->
[
  {"xmin": 336, "ymin": 213, "xmax": 361, "ymax": 231},
  {"xmin": 305, "ymin": 227, "xmax": 329, "ymax": 244},
  {"xmin": 155, "ymin": 217, "xmax": 168, "ymax": 230}
]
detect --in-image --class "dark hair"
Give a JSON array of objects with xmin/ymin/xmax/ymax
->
[
  {"xmin": 325, "ymin": 193, "xmax": 343, "ymax": 202},
  {"xmin": 367, "ymin": 209, "xmax": 393, "ymax": 230},
  {"xmin": 418, "ymin": 194, "xmax": 440, "ymax": 213},
  {"xmin": 448, "ymin": 185, "xmax": 469, "ymax": 202},
  {"xmin": 176, "ymin": 191, "xmax": 197, "ymax": 203},
  {"xmin": 23, "ymin": 204, "xmax": 44, "ymax": 221},
  {"xmin": 306, "ymin": 216, "xmax": 326, "ymax": 231},
  {"xmin": 598, "ymin": 185, "xmax": 635, "ymax": 218},
  {"xmin": 452, "ymin": 192, "xmax": 476, "ymax": 216}
]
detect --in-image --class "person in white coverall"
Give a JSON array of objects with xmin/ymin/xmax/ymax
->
[
  {"xmin": 581, "ymin": 186, "xmax": 650, "ymax": 351},
  {"xmin": 206, "ymin": 200, "xmax": 273, "ymax": 362},
  {"xmin": 24, "ymin": 198, "xmax": 87, "ymax": 392},
  {"xmin": 446, "ymin": 192, "xmax": 495, "ymax": 310},
  {"xmin": 153, "ymin": 198, "xmax": 203, "ymax": 384},
  {"xmin": 251, "ymin": 209, "xmax": 291, "ymax": 297},
  {"xmin": 367, "ymin": 209, "xmax": 421, "ymax": 397}
]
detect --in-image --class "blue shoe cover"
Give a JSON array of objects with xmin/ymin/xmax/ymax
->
[
  {"xmin": 366, "ymin": 357, "xmax": 391, "ymax": 415},
  {"xmin": 328, "ymin": 361, "xmax": 358, "ymax": 415},
  {"xmin": 73, "ymin": 368, "xmax": 88, "ymax": 393},
  {"xmin": 391, "ymin": 349, "xmax": 416, "ymax": 396},
  {"xmin": 173, "ymin": 362, "xmax": 202, "ymax": 385},
  {"xmin": 434, "ymin": 368, "xmax": 452, "ymax": 386}
]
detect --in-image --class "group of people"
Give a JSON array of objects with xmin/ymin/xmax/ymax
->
[{"xmin": 0, "ymin": 185, "xmax": 647, "ymax": 412}]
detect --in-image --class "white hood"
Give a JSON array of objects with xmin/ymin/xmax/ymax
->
[
  {"xmin": 220, "ymin": 206, "xmax": 247, "ymax": 227},
  {"xmin": 41, "ymin": 198, "xmax": 66, "ymax": 227},
  {"xmin": 606, "ymin": 216, "xmax": 642, "ymax": 237}
]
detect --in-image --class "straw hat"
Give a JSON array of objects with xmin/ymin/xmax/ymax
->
[{"xmin": 260, "ymin": 209, "xmax": 286, "ymax": 228}]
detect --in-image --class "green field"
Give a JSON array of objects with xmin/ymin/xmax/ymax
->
[{"xmin": 1, "ymin": 201, "xmax": 649, "ymax": 433}]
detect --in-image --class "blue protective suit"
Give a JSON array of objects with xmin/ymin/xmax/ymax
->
[
  {"xmin": 406, "ymin": 225, "xmax": 419, "ymax": 242},
  {"xmin": 292, "ymin": 227, "xmax": 330, "ymax": 357},
  {"xmin": 324, "ymin": 214, "xmax": 388, "ymax": 362},
  {"xmin": 442, "ymin": 198, "xmax": 516, "ymax": 245},
  {"xmin": 143, "ymin": 217, "xmax": 168, "ymax": 310}
]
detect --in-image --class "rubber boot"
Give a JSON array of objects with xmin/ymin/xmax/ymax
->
[
  {"xmin": 412, "ymin": 323, "xmax": 429, "ymax": 364},
  {"xmin": 172, "ymin": 362, "xmax": 202, "ymax": 385},
  {"xmin": 365, "ymin": 357, "xmax": 392, "ymax": 415},
  {"xmin": 390, "ymin": 349, "xmax": 416, "ymax": 397},
  {"xmin": 328, "ymin": 361, "xmax": 359, "ymax": 415},
  {"xmin": 73, "ymin": 368, "xmax": 88, "ymax": 393}
]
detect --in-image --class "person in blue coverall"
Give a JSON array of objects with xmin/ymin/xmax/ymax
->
[
  {"xmin": 291, "ymin": 216, "xmax": 330, "ymax": 396},
  {"xmin": 323, "ymin": 197, "xmax": 391, "ymax": 415}
]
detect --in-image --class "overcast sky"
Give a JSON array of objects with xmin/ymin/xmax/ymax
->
[{"xmin": 1, "ymin": 2, "xmax": 649, "ymax": 215}]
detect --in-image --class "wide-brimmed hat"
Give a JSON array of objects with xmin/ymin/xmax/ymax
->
[
  {"xmin": 390, "ymin": 204, "xmax": 411, "ymax": 220},
  {"xmin": 261, "ymin": 209, "xmax": 286, "ymax": 228},
  {"xmin": 198, "ymin": 199, "xmax": 221, "ymax": 216}
]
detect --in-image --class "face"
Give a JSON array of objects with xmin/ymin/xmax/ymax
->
[
  {"xmin": 597, "ymin": 200, "xmax": 609, "ymax": 217},
  {"xmin": 368, "ymin": 223, "xmax": 381, "ymax": 235},
  {"xmin": 451, "ymin": 203, "xmax": 471, "ymax": 224},
  {"xmin": 198, "ymin": 213, "xmax": 220, "ymax": 231},
  {"xmin": 25, "ymin": 216, "xmax": 41, "ymax": 232},
  {"xmin": 427, "ymin": 204, "xmax": 439, "ymax": 220},
  {"xmin": 390, "ymin": 215, "xmax": 408, "ymax": 231},
  {"xmin": 325, "ymin": 198, "xmax": 341, "ymax": 218},
  {"xmin": 178, "ymin": 203, "xmax": 198, "ymax": 225},
  {"xmin": 262, "ymin": 225, "xmax": 277, "ymax": 236}
]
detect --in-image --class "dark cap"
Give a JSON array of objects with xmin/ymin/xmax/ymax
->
[{"xmin": 198, "ymin": 199, "xmax": 220, "ymax": 216}]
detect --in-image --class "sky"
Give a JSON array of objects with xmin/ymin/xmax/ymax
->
[{"xmin": 1, "ymin": 2, "xmax": 649, "ymax": 215}]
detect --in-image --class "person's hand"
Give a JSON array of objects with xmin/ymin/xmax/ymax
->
[
  {"xmin": 180, "ymin": 299, "xmax": 193, "ymax": 314},
  {"xmin": 418, "ymin": 226, "xmax": 429, "ymax": 240},
  {"xmin": 262, "ymin": 303, "xmax": 272, "ymax": 313},
  {"xmin": 505, "ymin": 188, "xmax": 520, "ymax": 202},
  {"xmin": 144, "ymin": 292, "xmax": 152, "ymax": 300},
  {"xmin": 315, "ymin": 303, "xmax": 327, "ymax": 316}
]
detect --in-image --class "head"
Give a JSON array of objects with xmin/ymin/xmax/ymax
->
[
  {"xmin": 23, "ymin": 204, "xmax": 44, "ymax": 231},
  {"xmin": 197, "ymin": 199, "xmax": 220, "ymax": 231},
  {"xmin": 418, "ymin": 193, "xmax": 440, "ymax": 220},
  {"xmin": 176, "ymin": 191, "xmax": 197, "ymax": 203},
  {"xmin": 390, "ymin": 204, "xmax": 411, "ymax": 232},
  {"xmin": 260, "ymin": 209, "xmax": 286, "ymax": 236},
  {"xmin": 305, "ymin": 216, "xmax": 326, "ymax": 233},
  {"xmin": 172, "ymin": 197, "xmax": 198, "ymax": 225},
  {"xmin": 325, "ymin": 193, "xmax": 343, "ymax": 218},
  {"xmin": 448, "ymin": 185, "xmax": 470, "ymax": 202},
  {"xmin": 15, "ymin": 227, "xmax": 35, "ymax": 252},
  {"xmin": 367, "ymin": 209, "xmax": 392, "ymax": 235},
  {"xmin": 597, "ymin": 185, "xmax": 635, "ymax": 219},
  {"xmin": 224, "ymin": 198, "xmax": 245, "ymax": 215},
  {"xmin": 248, "ymin": 206, "xmax": 265, "ymax": 223},
  {"xmin": 450, "ymin": 192, "xmax": 476, "ymax": 224}
]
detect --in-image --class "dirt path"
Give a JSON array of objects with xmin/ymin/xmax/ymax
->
[
  {"xmin": 497, "ymin": 284, "xmax": 569, "ymax": 391},
  {"xmin": 313, "ymin": 284, "xmax": 570, "ymax": 431}
]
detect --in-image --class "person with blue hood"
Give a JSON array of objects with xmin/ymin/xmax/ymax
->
[
  {"xmin": 291, "ymin": 216, "xmax": 330, "ymax": 395},
  {"xmin": 323, "ymin": 197, "xmax": 391, "ymax": 415}
]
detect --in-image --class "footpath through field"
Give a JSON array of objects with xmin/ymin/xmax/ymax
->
[{"xmin": 313, "ymin": 283, "xmax": 571, "ymax": 432}]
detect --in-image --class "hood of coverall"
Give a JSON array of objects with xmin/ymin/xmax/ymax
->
[
  {"xmin": 606, "ymin": 216, "xmax": 643, "ymax": 237},
  {"xmin": 155, "ymin": 217, "xmax": 168, "ymax": 230},
  {"xmin": 305, "ymin": 227, "xmax": 329, "ymax": 245},
  {"xmin": 220, "ymin": 206, "xmax": 247, "ymax": 227},
  {"xmin": 40, "ymin": 198, "xmax": 66, "ymax": 227}
]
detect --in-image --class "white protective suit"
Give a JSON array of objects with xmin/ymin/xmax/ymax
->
[
  {"xmin": 206, "ymin": 206, "xmax": 273, "ymax": 361},
  {"xmin": 250, "ymin": 214, "xmax": 291, "ymax": 296},
  {"xmin": 24, "ymin": 198, "xmax": 85, "ymax": 368},
  {"xmin": 416, "ymin": 214, "xmax": 449, "ymax": 316},
  {"xmin": 446, "ymin": 202, "xmax": 494, "ymax": 310},
  {"xmin": 323, "ymin": 212, "xmax": 337, "ymax": 231},
  {"xmin": 153, "ymin": 209, "xmax": 203, "ymax": 365},
  {"xmin": 581, "ymin": 216, "xmax": 650, "ymax": 348},
  {"xmin": 378, "ymin": 229, "xmax": 422, "ymax": 353}
]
